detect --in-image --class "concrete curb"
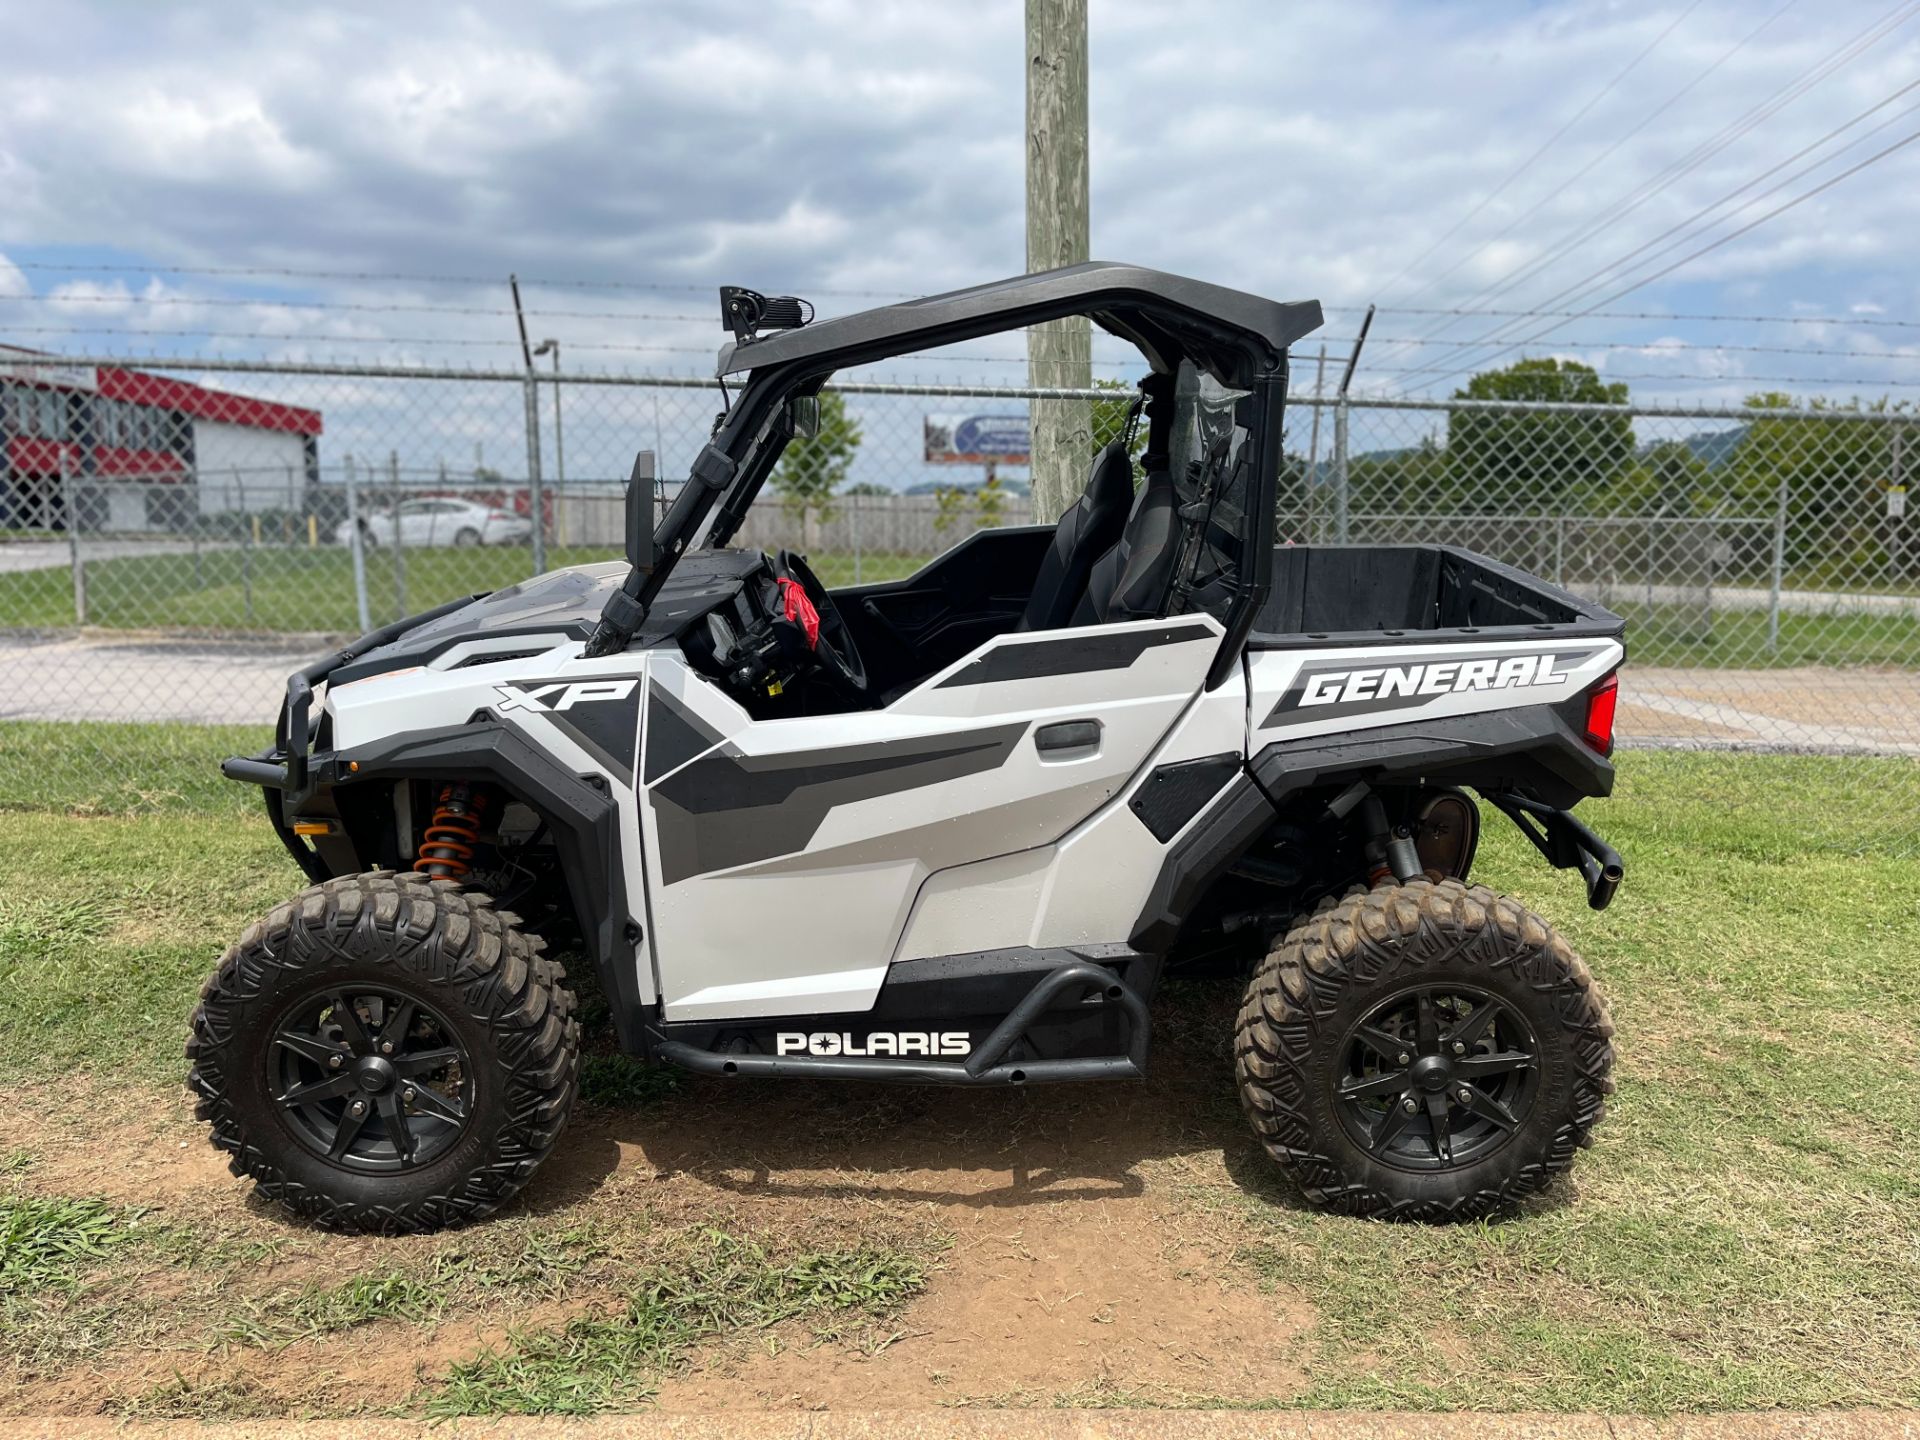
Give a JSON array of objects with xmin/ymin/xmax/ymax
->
[{"xmin": 0, "ymin": 1411, "xmax": 1912, "ymax": 1440}]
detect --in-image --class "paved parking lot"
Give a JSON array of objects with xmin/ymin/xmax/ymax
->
[{"xmin": 0, "ymin": 633, "xmax": 318, "ymax": 724}]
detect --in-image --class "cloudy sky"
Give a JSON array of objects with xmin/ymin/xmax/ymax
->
[{"xmin": 2, "ymin": 1, "xmax": 1917, "ymax": 481}]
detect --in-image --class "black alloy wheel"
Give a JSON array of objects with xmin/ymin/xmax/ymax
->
[
  {"xmin": 1333, "ymin": 983, "xmax": 1540, "ymax": 1170},
  {"xmin": 270, "ymin": 986, "xmax": 473, "ymax": 1172}
]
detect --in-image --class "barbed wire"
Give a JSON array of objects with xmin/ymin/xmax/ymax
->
[
  {"xmin": 13, "ymin": 265, "xmax": 1918, "ymax": 342},
  {"xmin": 1378, "ymin": 306, "xmax": 1920, "ymax": 329},
  {"xmin": 0, "ymin": 293, "xmax": 713, "ymax": 323},
  {"xmin": 16, "ymin": 291, "xmax": 1919, "ymax": 352},
  {"xmin": 4, "ymin": 260, "xmax": 919, "ymax": 299},
  {"xmin": 0, "ymin": 325, "xmax": 1147, "ymax": 371},
  {"xmin": 16, "ymin": 323, "xmax": 1920, "ymax": 373},
  {"xmin": 1368, "ymin": 365, "xmax": 1920, "ymax": 387}
]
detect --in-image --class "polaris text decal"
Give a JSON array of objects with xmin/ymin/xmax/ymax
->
[
  {"xmin": 1262, "ymin": 648, "xmax": 1602, "ymax": 729},
  {"xmin": 494, "ymin": 678, "xmax": 640, "ymax": 714},
  {"xmin": 775, "ymin": 1031, "xmax": 972, "ymax": 1058}
]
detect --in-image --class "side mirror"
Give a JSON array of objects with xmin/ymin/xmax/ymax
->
[
  {"xmin": 786, "ymin": 395, "xmax": 821, "ymax": 439},
  {"xmin": 625, "ymin": 450, "xmax": 658, "ymax": 574}
]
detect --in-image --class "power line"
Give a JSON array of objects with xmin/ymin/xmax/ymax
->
[
  {"xmin": 1406, "ymin": 124, "xmax": 1920, "ymax": 392},
  {"xmin": 1398, "ymin": 73, "xmax": 1920, "ymax": 385},
  {"xmin": 1376, "ymin": 0, "xmax": 1706, "ymax": 302},
  {"xmin": 1380, "ymin": 0, "xmax": 1913, "ymax": 377},
  {"xmin": 1384, "ymin": 0, "xmax": 1804, "ymax": 319}
]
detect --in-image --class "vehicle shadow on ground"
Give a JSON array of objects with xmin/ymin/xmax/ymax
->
[{"xmin": 525, "ymin": 979, "xmax": 1326, "ymax": 1217}]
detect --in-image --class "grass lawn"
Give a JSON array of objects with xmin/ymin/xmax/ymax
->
[
  {"xmin": 0, "ymin": 742, "xmax": 1916, "ymax": 1415},
  {"xmin": 0, "ymin": 545, "xmax": 925, "ymax": 635}
]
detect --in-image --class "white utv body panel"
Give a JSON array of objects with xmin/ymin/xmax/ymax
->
[
  {"xmin": 324, "ymin": 638, "xmax": 662, "ymax": 1004},
  {"xmin": 318, "ymin": 614, "xmax": 1622, "ymax": 1033},
  {"xmin": 638, "ymin": 616, "xmax": 1225, "ymax": 1022},
  {"xmin": 1247, "ymin": 636, "xmax": 1624, "ymax": 741},
  {"xmin": 890, "ymin": 648, "xmax": 1247, "ymax": 959}
]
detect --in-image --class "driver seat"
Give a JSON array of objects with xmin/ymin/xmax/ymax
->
[
  {"xmin": 1072, "ymin": 464, "xmax": 1180, "ymax": 624},
  {"xmin": 1016, "ymin": 441, "xmax": 1134, "ymax": 632}
]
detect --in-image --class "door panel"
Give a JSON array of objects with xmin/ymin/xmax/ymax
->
[{"xmin": 639, "ymin": 615, "xmax": 1222, "ymax": 1021}]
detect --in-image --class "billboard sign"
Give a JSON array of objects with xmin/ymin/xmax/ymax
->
[{"xmin": 925, "ymin": 412, "xmax": 1030, "ymax": 465}]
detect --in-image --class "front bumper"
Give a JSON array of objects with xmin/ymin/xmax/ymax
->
[{"xmin": 222, "ymin": 594, "xmax": 486, "ymax": 878}]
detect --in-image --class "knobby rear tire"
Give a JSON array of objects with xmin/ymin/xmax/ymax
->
[{"xmin": 1234, "ymin": 877, "xmax": 1614, "ymax": 1222}]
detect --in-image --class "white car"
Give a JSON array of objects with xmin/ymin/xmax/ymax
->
[{"xmin": 334, "ymin": 497, "xmax": 532, "ymax": 549}]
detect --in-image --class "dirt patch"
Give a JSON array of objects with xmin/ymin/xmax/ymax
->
[
  {"xmin": 0, "ymin": 986, "xmax": 1321, "ymax": 1416},
  {"xmin": 658, "ymin": 1191, "xmax": 1309, "ymax": 1408},
  {"xmin": 0, "ymin": 1082, "xmax": 247, "ymax": 1215}
]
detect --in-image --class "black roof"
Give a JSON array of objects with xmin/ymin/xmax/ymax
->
[{"xmin": 715, "ymin": 261, "xmax": 1323, "ymax": 386}]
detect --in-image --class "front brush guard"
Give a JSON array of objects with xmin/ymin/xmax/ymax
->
[{"xmin": 220, "ymin": 594, "xmax": 487, "ymax": 882}]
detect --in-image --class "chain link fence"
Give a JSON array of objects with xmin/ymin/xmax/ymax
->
[{"xmin": 1, "ymin": 354, "xmax": 1914, "ymax": 836}]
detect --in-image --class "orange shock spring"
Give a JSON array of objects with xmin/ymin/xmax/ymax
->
[{"xmin": 413, "ymin": 783, "xmax": 487, "ymax": 882}]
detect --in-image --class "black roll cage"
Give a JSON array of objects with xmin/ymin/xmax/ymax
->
[{"xmin": 587, "ymin": 261, "xmax": 1324, "ymax": 684}]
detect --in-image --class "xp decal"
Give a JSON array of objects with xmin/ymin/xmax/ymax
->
[
  {"xmin": 775, "ymin": 1030, "xmax": 972, "ymax": 1058},
  {"xmin": 494, "ymin": 678, "xmax": 640, "ymax": 713},
  {"xmin": 495, "ymin": 676, "xmax": 643, "ymax": 785},
  {"xmin": 1262, "ymin": 647, "xmax": 1607, "ymax": 728}
]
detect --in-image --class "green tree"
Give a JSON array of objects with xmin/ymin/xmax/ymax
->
[
  {"xmin": 771, "ymin": 389, "xmax": 862, "ymax": 545},
  {"xmin": 974, "ymin": 468, "xmax": 1006, "ymax": 529},
  {"xmin": 932, "ymin": 483, "xmax": 970, "ymax": 535},
  {"xmin": 1350, "ymin": 436, "xmax": 1449, "ymax": 517},
  {"xmin": 1446, "ymin": 358, "xmax": 1632, "ymax": 513},
  {"xmin": 1726, "ymin": 392, "xmax": 1915, "ymax": 579}
]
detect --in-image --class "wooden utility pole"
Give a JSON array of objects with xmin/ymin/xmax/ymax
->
[{"xmin": 1025, "ymin": 0, "xmax": 1091, "ymax": 524}]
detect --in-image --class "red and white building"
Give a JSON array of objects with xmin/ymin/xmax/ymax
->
[{"xmin": 0, "ymin": 347, "xmax": 323, "ymax": 531}]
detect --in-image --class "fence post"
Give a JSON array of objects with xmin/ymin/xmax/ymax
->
[
  {"xmin": 852, "ymin": 491, "xmax": 863, "ymax": 584},
  {"xmin": 388, "ymin": 450, "xmax": 407, "ymax": 619},
  {"xmin": 523, "ymin": 374, "xmax": 547, "ymax": 575},
  {"xmin": 1768, "ymin": 470, "xmax": 1790, "ymax": 654},
  {"xmin": 191, "ymin": 481, "xmax": 204, "ymax": 589},
  {"xmin": 61, "ymin": 452, "xmax": 87, "ymax": 626},
  {"xmin": 342, "ymin": 453, "xmax": 372, "ymax": 634},
  {"xmin": 237, "ymin": 470, "xmax": 254, "ymax": 627},
  {"xmin": 1304, "ymin": 345, "xmax": 1327, "ymax": 541},
  {"xmin": 1644, "ymin": 507, "xmax": 1657, "ymax": 613},
  {"xmin": 1332, "ymin": 397, "xmax": 1350, "ymax": 545}
]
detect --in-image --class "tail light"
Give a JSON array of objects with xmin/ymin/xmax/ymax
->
[
  {"xmin": 486, "ymin": 510, "xmax": 517, "ymax": 523},
  {"xmin": 1582, "ymin": 672, "xmax": 1619, "ymax": 756}
]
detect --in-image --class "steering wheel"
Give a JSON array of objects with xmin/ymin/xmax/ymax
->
[{"xmin": 773, "ymin": 550, "xmax": 871, "ymax": 703}]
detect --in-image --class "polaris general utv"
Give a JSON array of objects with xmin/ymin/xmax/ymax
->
[{"xmin": 197, "ymin": 263, "xmax": 1624, "ymax": 1231}]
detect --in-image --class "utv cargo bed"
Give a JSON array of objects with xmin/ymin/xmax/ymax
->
[{"xmin": 1251, "ymin": 543, "xmax": 1623, "ymax": 650}]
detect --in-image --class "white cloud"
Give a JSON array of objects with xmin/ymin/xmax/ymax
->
[
  {"xmin": 0, "ymin": 0, "xmax": 1913, "ymax": 407},
  {"xmin": 0, "ymin": 252, "xmax": 29, "ymax": 300}
]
